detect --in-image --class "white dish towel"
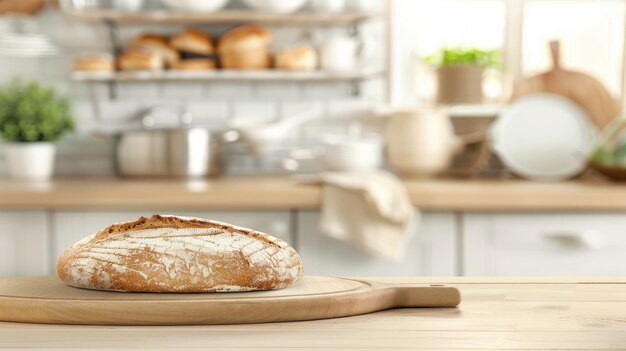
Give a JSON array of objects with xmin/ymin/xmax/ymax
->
[{"xmin": 316, "ymin": 171, "xmax": 418, "ymax": 262}]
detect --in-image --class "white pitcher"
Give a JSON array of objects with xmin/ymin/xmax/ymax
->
[{"xmin": 385, "ymin": 107, "xmax": 461, "ymax": 176}]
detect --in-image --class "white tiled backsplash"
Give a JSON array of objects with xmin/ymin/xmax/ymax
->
[{"xmin": 0, "ymin": 1, "xmax": 387, "ymax": 176}]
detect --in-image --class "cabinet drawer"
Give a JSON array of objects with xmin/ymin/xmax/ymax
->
[
  {"xmin": 0, "ymin": 211, "xmax": 49, "ymax": 277},
  {"xmin": 463, "ymin": 213, "xmax": 626, "ymax": 276}
]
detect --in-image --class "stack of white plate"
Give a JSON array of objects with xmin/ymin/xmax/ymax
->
[{"xmin": 0, "ymin": 34, "xmax": 59, "ymax": 57}]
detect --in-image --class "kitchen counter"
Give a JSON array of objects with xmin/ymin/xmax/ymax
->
[
  {"xmin": 1, "ymin": 277, "xmax": 625, "ymax": 350},
  {"xmin": 1, "ymin": 176, "xmax": 626, "ymax": 211}
]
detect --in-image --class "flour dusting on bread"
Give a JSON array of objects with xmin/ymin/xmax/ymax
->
[{"xmin": 56, "ymin": 215, "xmax": 304, "ymax": 293}]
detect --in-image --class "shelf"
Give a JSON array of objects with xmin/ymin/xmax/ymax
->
[
  {"xmin": 448, "ymin": 103, "xmax": 503, "ymax": 118},
  {"xmin": 71, "ymin": 68, "xmax": 384, "ymax": 83},
  {"xmin": 63, "ymin": 9, "xmax": 381, "ymax": 25}
]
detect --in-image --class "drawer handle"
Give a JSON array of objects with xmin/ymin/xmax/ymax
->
[{"xmin": 543, "ymin": 230, "xmax": 606, "ymax": 250}]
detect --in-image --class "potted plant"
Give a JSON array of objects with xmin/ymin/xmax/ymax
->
[
  {"xmin": 0, "ymin": 79, "xmax": 74, "ymax": 180},
  {"xmin": 424, "ymin": 47, "xmax": 501, "ymax": 104}
]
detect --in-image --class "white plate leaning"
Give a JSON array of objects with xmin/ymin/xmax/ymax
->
[{"xmin": 490, "ymin": 93, "xmax": 596, "ymax": 181}]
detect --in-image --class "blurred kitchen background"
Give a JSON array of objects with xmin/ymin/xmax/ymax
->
[{"xmin": 2, "ymin": 0, "xmax": 626, "ymax": 278}]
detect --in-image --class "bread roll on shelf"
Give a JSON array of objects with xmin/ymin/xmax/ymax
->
[
  {"xmin": 73, "ymin": 55, "xmax": 114, "ymax": 72},
  {"xmin": 170, "ymin": 28, "xmax": 215, "ymax": 55},
  {"xmin": 131, "ymin": 33, "xmax": 179, "ymax": 68},
  {"xmin": 170, "ymin": 28, "xmax": 216, "ymax": 71},
  {"xmin": 275, "ymin": 44, "xmax": 318, "ymax": 71},
  {"xmin": 172, "ymin": 58, "xmax": 217, "ymax": 71},
  {"xmin": 117, "ymin": 48, "xmax": 163, "ymax": 71},
  {"xmin": 217, "ymin": 25, "xmax": 272, "ymax": 70}
]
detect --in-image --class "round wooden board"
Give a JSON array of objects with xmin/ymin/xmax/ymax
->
[{"xmin": 0, "ymin": 276, "xmax": 460, "ymax": 325}]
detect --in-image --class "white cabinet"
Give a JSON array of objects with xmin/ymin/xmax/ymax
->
[
  {"xmin": 296, "ymin": 211, "xmax": 458, "ymax": 277},
  {"xmin": 52, "ymin": 211, "xmax": 293, "ymax": 263},
  {"xmin": 463, "ymin": 213, "xmax": 626, "ymax": 276},
  {"xmin": 0, "ymin": 211, "xmax": 49, "ymax": 277}
]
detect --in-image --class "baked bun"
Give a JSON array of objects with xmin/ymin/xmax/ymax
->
[
  {"xmin": 173, "ymin": 59, "xmax": 217, "ymax": 71},
  {"xmin": 73, "ymin": 55, "xmax": 114, "ymax": 72},
  {"xmin": 217, "ymin": 25, "xmax": 272, "ymax": 69},
  {"xmin": 170, "ymin": 28, "xmax": 214, "ymax": 55},
  {"xmin": 56, "ymin": 215, "xmax": 304, "ymax": 293},
  {"xmin": 0, "ymin": 0, "xmax": 45, "ymax": 15},
  {"xmin": 117, "ymin": 49, "xmax": 163, "ymax": 71},
  {"xmin": 131, "ymin": 33, "xmax": 179, "ymax": 68},
  {"xmin": 275, "ymin": 45, "xmax": 318, "ymax": 71}
]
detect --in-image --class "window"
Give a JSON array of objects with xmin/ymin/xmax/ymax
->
[
  {"xmin": 392, "ymin": 0, "xmax": 626, "ymax": 105},
  {"xmin": 523, "ymin": 0, "xmax": 625, "ymax": 97}
]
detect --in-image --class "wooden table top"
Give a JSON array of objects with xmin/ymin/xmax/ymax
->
[
  {"xmin": 1, "ymin": 176, "xmax": 626, "ymax": 211},
  {"xmin": 1, "ymin": 277, "xmax": 625, "ymax": 350}
]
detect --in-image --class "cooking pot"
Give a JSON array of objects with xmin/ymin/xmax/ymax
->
[{"xmin": 113, "ymin": 107, "xmax": 224, "ymax": 178}]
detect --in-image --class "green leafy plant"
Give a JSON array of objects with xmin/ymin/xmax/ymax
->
[
  {"xmin": 590, "ymin": 117, "xmax": 626, "ymax": 166},
  {"xmin": 423, "ymin": 47, "xmax": 502, "ymax": 69},
  {"xmin": 0, "ymin": 79, "xmax": 74, "ymax": 142}
]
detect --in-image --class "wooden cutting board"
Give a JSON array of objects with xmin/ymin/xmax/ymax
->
[
  {"xmin": 513, "ymin": 41, "xmax": 620, "ymax": 130},
  {"xmin": 0, "ymin": 276, "xmax": 460, "ymax": 326}
]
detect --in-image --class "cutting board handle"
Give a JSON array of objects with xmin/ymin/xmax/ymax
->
[
  {"xmin": 550, "ymin": 40, "xmax": 561, "ymax": 69},
  {"xmin": 391, "ymin": 284, "xmax": 461, "ymax": 308}
]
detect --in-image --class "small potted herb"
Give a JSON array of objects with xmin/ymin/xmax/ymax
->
[
  {"xmin": 424, "ymin": 47, "xmax": 501, "ymax": 104},
  {"xmin": 0, "ymin": 79, "xmax": 74, "ymax": 180}
]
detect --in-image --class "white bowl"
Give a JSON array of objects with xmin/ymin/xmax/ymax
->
[
  {"xmin": 243, "ymin": 0, "xmax": 307, "ymax": 13},
  {"xmin": 322, "ymin": 136, "xmax": 384, "ymax": 172},
  {"xmin": 161, "ymin": 0, "xmax": 230, "ymax": 12}
]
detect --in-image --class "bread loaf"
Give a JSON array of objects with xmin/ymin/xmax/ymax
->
[
  {"xmin": 217, "ymin": 25, "xmax": 272, "ymax": 69},
  {"xmin": 173, "ymin": 59, "xmax": 217, "ymax": 71},
  {"xmin": 117, "ymin": 48, "xmax": 163, "ymax": 71},
  {"xmin": 56, "ymin": 215, "xmax": 304, "ymax": 293},
  {"xmin": 170, "ymin": 28, "xmax": 214, "ymax": 55},
  {"xmin": 131, "ymin": 33, "xmax": 179, "ymax": 68},
  {"xmin": 275, "ymin": 45, "xmax": 318, "ymax": 71},
  {"xmin": 73, "ymin": 55, "xmax": 114, "ymax": 72}
]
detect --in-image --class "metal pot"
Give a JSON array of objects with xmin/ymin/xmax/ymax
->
[{"xmin": 113, "ymin": 107, "xmax": 224, "ymax": 178}]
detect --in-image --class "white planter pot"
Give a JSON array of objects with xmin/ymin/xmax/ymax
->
[{"xmin": 4, "ymin": 142, "xmax": 56, "ymax": 180}]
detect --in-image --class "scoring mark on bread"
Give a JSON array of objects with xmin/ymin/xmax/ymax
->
[{"xmin": 95, "ymin": 214, "xmax": 283, "ymax": 249}]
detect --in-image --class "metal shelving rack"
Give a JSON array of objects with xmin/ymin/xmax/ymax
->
[{"xmin": 63, "ymin": 4, "xmax": 391, "ymax": 99}]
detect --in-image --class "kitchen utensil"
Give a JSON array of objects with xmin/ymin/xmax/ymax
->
[
  {"xmin": 243, "ymin": 0, "xmax": 307, "ymax": 13},
  {"xmin": 160, "ymin": 0, "xmax": 230, "ymax": 12},
  {"xmin": 0, "ymin": 276, "xmax": 460, "ymax": 325},
  {"xmin": 311, "ymin": 0, "xmax": 345, "ymax": 12},
  {"xmin": 491, "ymin": 93, "xmax": 596, "ymax": 181},
  {"xmin": 320, "ymin": 35, "xmax": 359, "ymax": 71},
  {"xmin": 513, "ymin": 41, "xmax": 620, "ymax": 131},
  {"xmin": 231, "ymin": 109, "xmax": 317, "ymax": 154},
  {"xmin": 113, "ymin": 107, "xmax": 223, "ymax": 177},
  {"xmin": 385, "ymin": 107, "xmax": 462, "ymax": 177}
]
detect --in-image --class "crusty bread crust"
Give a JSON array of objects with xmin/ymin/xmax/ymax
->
[
  {"xmin": 170, "ymin": 28, "xmax": 214, "ymax": 55},
  {"xmin": 56, "ymin": 215, "xmax": 303, "ymax": 293},
  {"xmin": 117, "ymin": 49, "xmax": 163, "ymax": 71},
  {"xmin": 217, "ymin": 25, "xmax": 271, "ymax": 54},
  {"xmin": 73, "ymin": 56, "xmax": 114, "ymax": 72},
  {"xmin": 131, "ymin": 33, "xmax": 179, "ymax": 68},
  {"xmin": 275, "ymin": 45, "xmax": 318, "ymax": 71},
  {"xmin": 173, "ymin": 59, "xmax": 217, "ymax": 71}
]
